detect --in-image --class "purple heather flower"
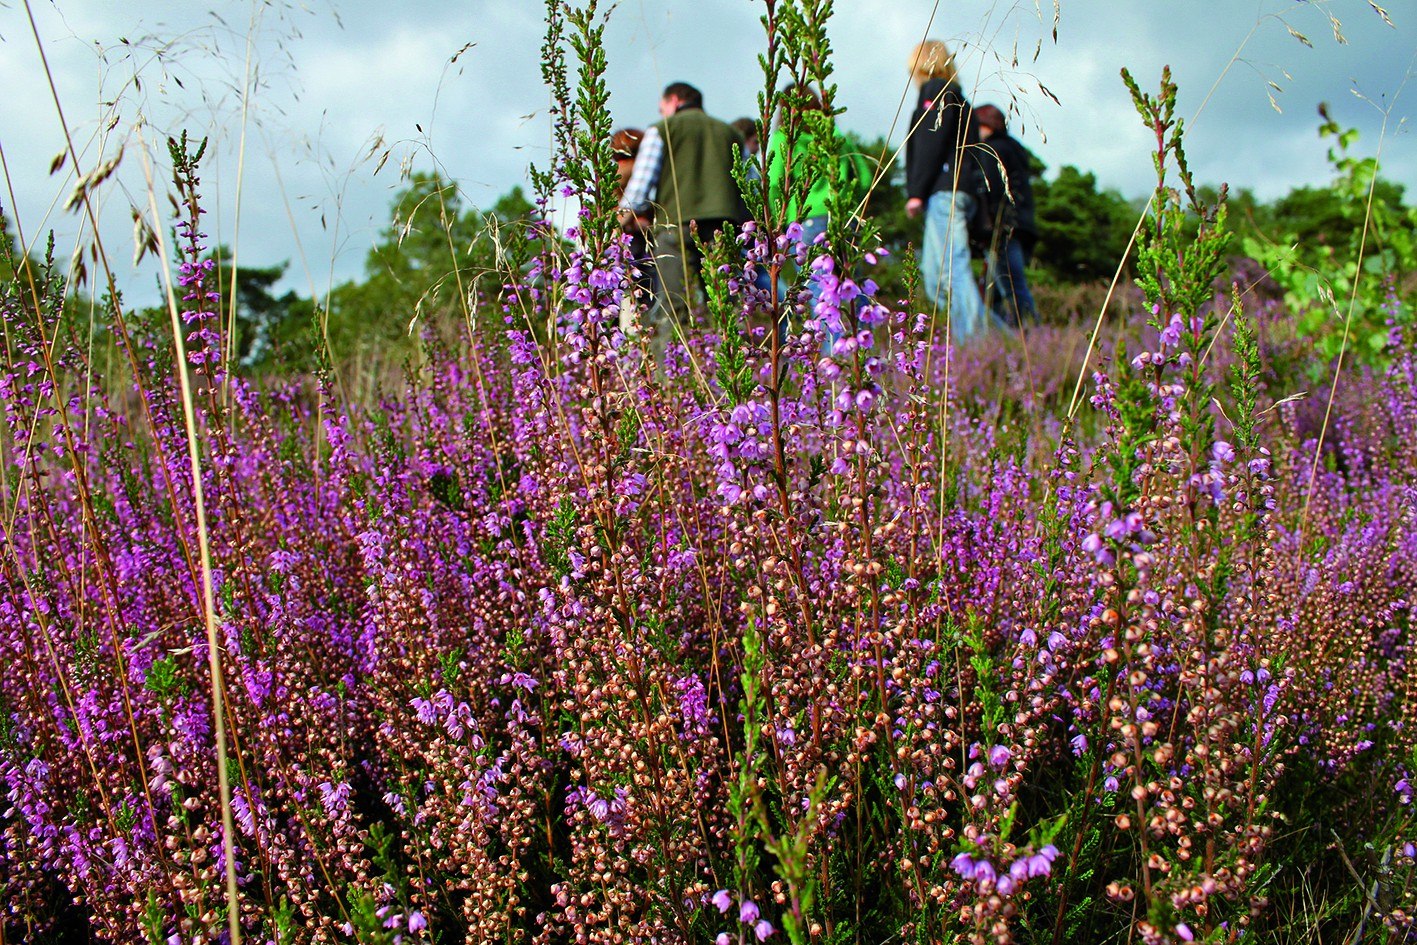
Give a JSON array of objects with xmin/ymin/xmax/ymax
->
[
  {"xmin": 1159, "ymin": 313, "xmax": 1184, "ymax": 348},
  {"xmin": 1080, "ymin": 532, "xmax": 1114, "ymax": 565},
  {"xmin": 407, "ymin": 912, "xmax": 427, "ymax": 932},
  {"xmin": 740, "ymin": 899, "xmax": 760, "ymax": 924},
  {"xmin": 717, "ymin": 934, "xmax": 732, "ymax": 945},
  {"xmin": 711, "ymin": 889, "xmax": 733, "ymax": 913},
  {"xmin": 1021, "ymin": 854, "xmax": 1050, "ymax": 878},
  {"xmin": 318, "ymin": 781, "xmax": 351, "ymax": 815},
  {"xmin": 1176, "ymin": 922, "xmax": 1194, "ymax": 941},
  {"xmin": 754, "ymin": 919, "xmax": 775, "ymax": 940},
  {"xmin": 988, "ymin": 744, "xmax": 1011, "ymax": 768},
  {"xmin": 505, "ymin": 672, "xmax": 538, "ymax": 691}
]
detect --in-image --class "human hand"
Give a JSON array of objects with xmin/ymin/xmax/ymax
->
[{"xmin": 905, "ymin": 197, "xmax": 924, "ymax": 219}]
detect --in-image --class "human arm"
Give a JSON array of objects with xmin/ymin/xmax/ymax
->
[{"xmin": 617, "ymin": 126, "xmax": 663, "ymax": 216}]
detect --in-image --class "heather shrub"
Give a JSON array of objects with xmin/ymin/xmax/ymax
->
[{"xmin": 1, "ymin": 3, "xmax": 1414, "ymax": 944}]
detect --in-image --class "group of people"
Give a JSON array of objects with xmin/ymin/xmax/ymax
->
[
  {"xmin": 608, "ymin": 38, "xmax": 1039, "ymax": 353},
  {"xmin": 904, "ymin": 39, "xmax": 1038, "ymax": 338}
]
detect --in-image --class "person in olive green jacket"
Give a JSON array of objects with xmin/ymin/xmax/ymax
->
[{"xmin": 617, "ymin": 82, "xmax": 748, "ymax": 353}]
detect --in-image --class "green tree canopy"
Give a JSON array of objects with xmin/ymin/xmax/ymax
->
[
  {"xmin": 1031, "ymin": 166, "xmax": 1136, "ymax": 283},
  {"xmin": 323, "ymin": 174, "xmax": 536, "ymax": 362}
]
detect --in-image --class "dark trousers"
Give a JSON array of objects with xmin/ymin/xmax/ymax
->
[
  {"xmin": 648, "ymin": 219, "xmax": 734, "ymax": 355},
  {"xmin": 986, "ymin": 236, "xmax": 1039, "ymax": 329}
]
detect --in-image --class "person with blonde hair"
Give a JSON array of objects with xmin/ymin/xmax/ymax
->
[{"xmin": 904, "ymin": 39, "xmax": 984, "ymax": 341}]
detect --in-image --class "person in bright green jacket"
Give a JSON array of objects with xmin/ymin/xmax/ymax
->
[{"xmin": 762, "ymin": 85, "xmax": 871, "ymax": 344}]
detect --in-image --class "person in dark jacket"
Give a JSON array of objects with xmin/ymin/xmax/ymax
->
[
  {"xmin": 610, "ymin": 127, "xmax": 655, "ymax": 307},
  {"xmin": 617, "ymin": 82, "xmax": 747, "ymax": 354},
  {"xmin": 904, "ymin": 39, "xmax": 984, "ymax": 342},
  {"xmin": 974, "ymin": 104, "xmax": 1039, "ymax": 328}
]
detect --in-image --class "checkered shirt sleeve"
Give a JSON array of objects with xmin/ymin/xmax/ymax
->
[{"xmin": 618, "ymin": 126, "xmax": 663, "ymax": 214}]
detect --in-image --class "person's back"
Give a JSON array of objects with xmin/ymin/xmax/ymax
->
[
  {"xmin": 994, "ymin": 133, "xmax": 1036, "ymax": 248},
  {"xmin": 975, "ymin": 104, "xmax": 1039, "ymax": 328},
  {"xmin": 903, "ymin": 40, "xmax": 985, "ymax": 342},
  {"xmin": 653, "ymin": 107, "xmax": 748, "ymax": 227},
  {"xmin": 617, "ymin": 82, "xmax": 747, "ymax": 356},
  {"xmin": 766, "ymin": 126, "xmax": 869, "ymax": 223}
]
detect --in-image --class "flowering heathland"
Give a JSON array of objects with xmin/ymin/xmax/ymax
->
[
  {"xmin": 2, "ymin": 4, "xmax": 1416, "ymax": 944},
  {"xmin": 2, "ymin": 141, "xmax": 1415, "ymax": 944}
]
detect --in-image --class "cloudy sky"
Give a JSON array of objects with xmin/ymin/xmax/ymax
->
[{"xmin": 0, "ymin": 0, "xmax": 1412, "ymax": 303}]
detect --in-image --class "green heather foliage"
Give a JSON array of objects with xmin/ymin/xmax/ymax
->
[
  {"xmin": 1242, "ymin": 108, "xmax": 1416, "ymax": 369},
  {"xmin": 0, "ymin": 3, "xmax": 1415, "ymax": 945}
]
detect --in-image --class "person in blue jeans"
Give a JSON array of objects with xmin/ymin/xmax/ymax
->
[
  {"xmin": 974, "ymin": 104, "xmax": 1039, "ymax": 328},
  {"xmin": 904, "ymin": 39, "xmax": 984, "ymax": 343}
]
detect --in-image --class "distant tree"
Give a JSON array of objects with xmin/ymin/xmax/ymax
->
[
  {"xmin": 1239, "ymin": 110, "xmax": 1415, "ymax": 366},
  {"xmin": 1193, "ymin": 184, "xmax": 1266, "ymax": 247},
  {"xmin": 1031, "ymin": 166, "xmax": 1136, "ymax": 283},
  {"xmin": 1263, "ymin": 178, "xmax": 1411, "ymax": 258},
  {"xmin": 324, "ymin": 174, "xmax": 536, "ymax": 362},
  {"xmin": 200, "ymin": 247, "xmax": 304, "ymax": 369}
]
